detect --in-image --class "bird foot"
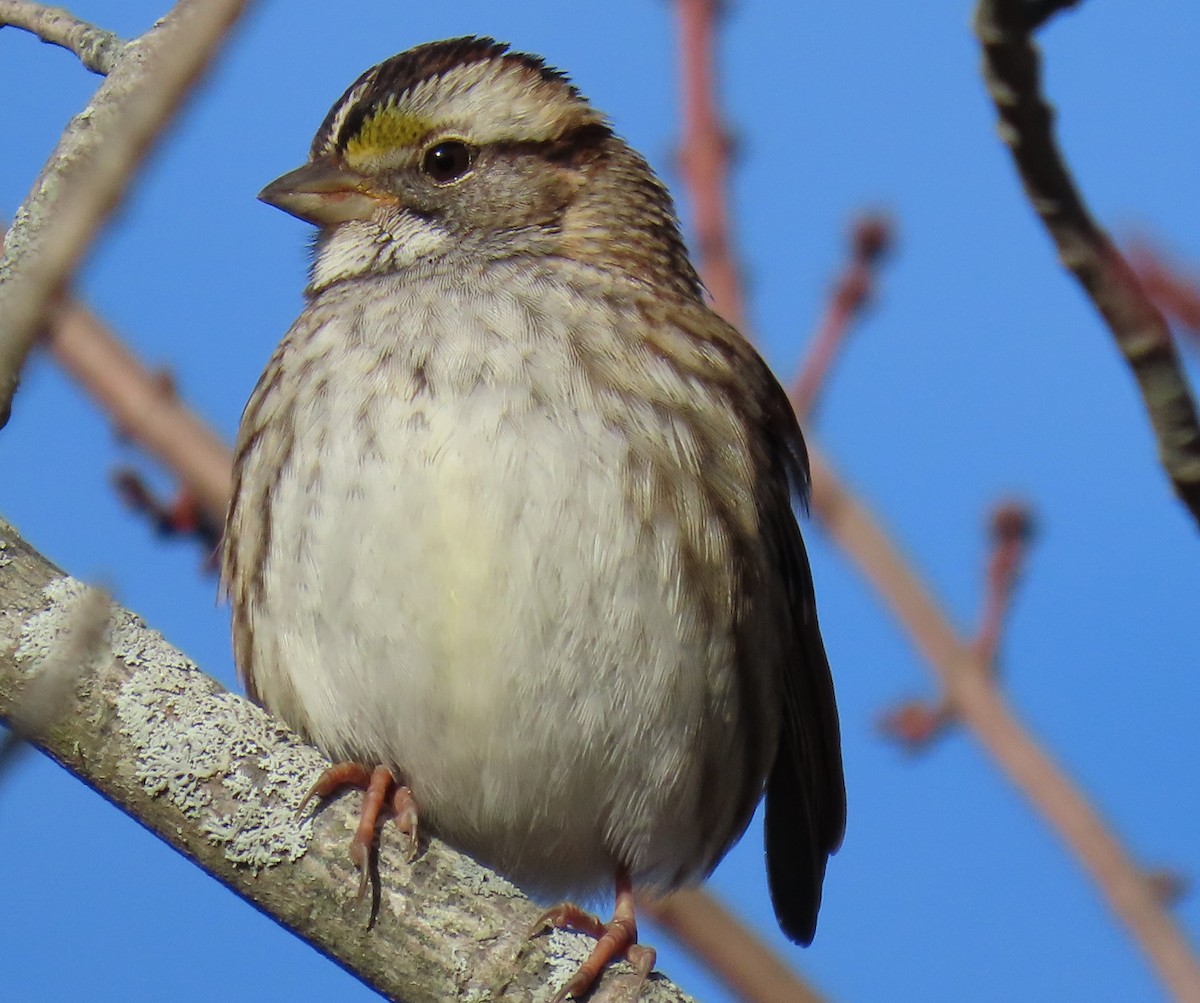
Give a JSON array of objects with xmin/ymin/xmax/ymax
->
[
  {"xmin": 529, "ymin": 869, "xmax": 655, "ymax": 1001},
  {"xmin": 298, "ymin": 762, "xmax": 419, "ymax": 899}
]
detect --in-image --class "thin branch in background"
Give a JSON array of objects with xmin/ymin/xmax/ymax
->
[
  {"xmin": 0, "ymin": 0, "xmax": 256, "ymax": 429},
  {"xmin": 41, "ymin": 292, "xmax": 235, "ymax": 525},
  {"xmin": 674, "ymin": 0, "xmax": 745, "ymax": 333},
  {"xmin": 644, "ymin": 890, "xmax": 829, "ymax": 1003},
  {"xmin": 790, "ymin": 215, "xmax": 893, "ymax": 420},
  {"xmin": 878, "ymin": 500, "xmax": 1034, "ymax": 752},
  {"xmin": 808, "ymin": 452, "xmax": 1200, "ymax": 1003},
  {"xmin": 974, "ymin": 0, "xmax": 1200, "ymax": 527},
  {"xmin": 0, "ymin": 0, "xmax": 124, "ymax": 74},
  {"xmin": 0, "ymin": 579, "xmax": 108, "ymax": 777},
  {"xmin": 111, "ymin": 469, "xmax": 221, "ymax": 566},
  {"xmin": 682, "ymin": 1, "xmax": 1200, "ymax": 1000},
  {"xmin": 973, "ymin": 501, "xmax": 1034, "ymax": 668},
  {"xmin": 1128, "ymin": 240, "xmax": 1200, "ymax": 347}
]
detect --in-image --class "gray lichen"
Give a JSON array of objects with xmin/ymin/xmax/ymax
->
[
  {"xmin": 14, "ymin": 575, "xmax": 106, "ymax": 673},
  {"xmin": 15, "ymin": 574, "xmax": 318, "ymax": 868},
  {"xmin": 107, "ymin": 594, "xmax": 322, "ymax": 868},
  {"xmin": 109, "ymin": 619, "xmax": 319, "ymax": 863}
]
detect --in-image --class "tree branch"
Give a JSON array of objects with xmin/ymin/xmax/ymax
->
[
  {"xmin": 974, "ymin": 0, "xmax": 1200, "ymax": 528},
  {"xmin": 0, "ymin": 1, "xmax": 124, "ymax": 74},
  {"xmin": 44, "ymin": 294, "xmax": 234, "ymax": 530},
  {"xmin": 878, "ymin": 501, "xmax": 1034, "ymax": 752},
  {"xmin": 674, "ymin": 0, "xmax": 745, "ymax": 333},
  {"xmin": 645, "ymin": 889, "xmax": 829, "ymax": 1003},
  {"xmin": 0, "ymin": 516, "xmax": 694, "ymax": 1003},
  {"xmin": 790, "ymin": 215, "xmax": 892, "ymax": 420},
  {"xmin": 0, "ymin": 0, "xmax": 255, "ymax": 428},
  {"xmin": 807, "ymin": 453, "xmax": 1200, "ymax": 1003}
]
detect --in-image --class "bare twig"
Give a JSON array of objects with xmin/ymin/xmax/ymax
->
[
  {"xmin": 111, "ymin": 469, "xmax": 222, "ymax": 565},
  {"xmin": 791, "ymin": 215, "xmax": 893, "ymax": 420},
  {"xmin": 674, "ymin": 0, "xmax": 744, "ymax": 332},
  {"xmin": 974, "ymin": 501, "xmax": 1035, "ymax": 667},
  {"xmin": 878, "ymin": 501, "xmax": 1034, "ymax": 752},
  {"xmin": 876, "ymin": 697, "xmax": 953, "ymax": 752},
  {"xmin": 644, "ymin": 890, "xmax": 829, "ymax": 1003},
  {"xmin": 44, "ymin": 295, "xmax": 234, "ymax": 527},
  {"xmin": 0, "ymin": 1, "xmax": 124, "ymax": 74},
  {"xmin": 0, "ymin": 0, "xmax": 256, "ymax": 428},
  {"xmin": 1, "ymin": 206, "xmax": 232, "ymax": 525},
  {"xmin": 974, "ymin": 0, "xmax": 1200, "ymax": 527},
  {"xmin": 1129, "ymin": 240, "xmax": 1200, "ymax": 345}
]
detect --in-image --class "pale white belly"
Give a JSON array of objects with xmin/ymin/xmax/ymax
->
[{"xmin": 242, "ymin": 274, "xmax": 765, "ymax": 894}]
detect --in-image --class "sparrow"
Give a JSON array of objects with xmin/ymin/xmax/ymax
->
[{"xmin": 222, "ymin": 36, "xmax": 845, "ymax": 1000}]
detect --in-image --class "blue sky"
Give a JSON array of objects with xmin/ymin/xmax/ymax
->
[{"xmin": 3, "ymin": 2, "xmax": 1200, "ymax": 1001}]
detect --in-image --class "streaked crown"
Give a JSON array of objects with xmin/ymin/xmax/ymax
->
[{"xmin": 311, "ymin": 37, "xmax": 607, "ymax": 172}]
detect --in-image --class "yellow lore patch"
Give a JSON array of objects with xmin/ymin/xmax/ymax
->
[{"xmin": 344, "ymin": 104, "xmax": 431, "ymax": 166}]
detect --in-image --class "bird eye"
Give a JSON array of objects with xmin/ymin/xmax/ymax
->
[{"xmin": 421, "ymin": 140, "xmax": 476, "ymax": 184}]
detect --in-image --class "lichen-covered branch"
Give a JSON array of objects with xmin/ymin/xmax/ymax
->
[
  {"xmin": 0, "ymin": 0, "xmax": 255, "ymax": 428},
  {"xmin": 974, "ymin": 0, "xmax": 1200, "ymax": 528},
  {"xmin": 0, "ymin": 517, "xmax": 694, "ymax": 1003},
  {"xmin": 0, "ymin": 572, "xmax": 108, "ymax": 774},
  {"xmin": 0, "ymin": 1, "xmax": 124, "ymax": 74}
]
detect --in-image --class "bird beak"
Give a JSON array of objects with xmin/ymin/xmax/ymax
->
[{"xmin": 258, "ymin": 161, "xmax": 386, "ymax": 226}]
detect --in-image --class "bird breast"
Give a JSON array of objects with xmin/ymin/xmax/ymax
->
[{"xmin": 235, "ymin": 260, "xmax": 781, "ymax": 895}]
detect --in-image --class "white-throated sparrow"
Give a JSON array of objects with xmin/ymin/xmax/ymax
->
[{"xmin": 222, "ymin": 36, "xmax": 844, "ymax": 1000}]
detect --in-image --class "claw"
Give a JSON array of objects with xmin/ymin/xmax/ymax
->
[
  {"xmin": 296, "ymin": 762, "xmax": 420, "ymax": 899},
  {"xmin": 391, "ymin": 783, "xmax": 420, "ymax": 862},
  {"xmin": 531, "ymin": 867, "xmax": 655, "ymax": 1001}
]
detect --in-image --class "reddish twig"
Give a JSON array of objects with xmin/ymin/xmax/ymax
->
[
  {"xmin": 791, "ymin": 215, "xmax": 893, "ymax": 420},
  {"xmin": 43, "ymin": 295, "xmax": 234, "ymax": 528},
  {"xmin": 810, "ymin": 450, "xmax": 1200, "ymax": 1002},
  {"xmin": 111, "ymin": 468, "xmax": 221, "ymax": 567},
  {"xmin": 674, "ymin": 0, "xmax": 744, "ymax": 332},
  {"xmin": 877, "ymin": 699, "xmax": 953, "ymax": 752},
  {"xmin": 642, "ymin": 890, "xmax": 828, "ymax": 1003},
  {"xmin": 879, "ymin": 500, "xmax": 1034, "ymax": 752},
  {"xmin": 1128, "ymin": 240, "xmax": 1200, "ymax": 345},
  {"xmin": 974, "ymin": 500, "xmax": 1035, "ymax": 667}
]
